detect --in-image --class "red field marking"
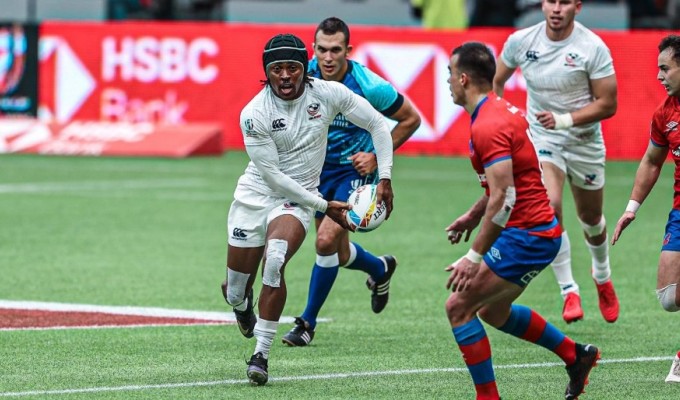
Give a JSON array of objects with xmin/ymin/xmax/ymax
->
[{"xmin": 0, "ymin": 308, "xmax": 228, "ymax": 331}]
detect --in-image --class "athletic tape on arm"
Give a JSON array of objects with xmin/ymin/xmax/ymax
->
[{"xmin": 491, "ymin": 186, "xmax": 515, "ymax": 227}]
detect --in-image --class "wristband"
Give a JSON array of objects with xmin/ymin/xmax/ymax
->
[
  {"xmin": 552, "ymin": 112, "xmax": 574, "ymax": 129},
  {"xmin": 625, "ymin": 199, "xmax": 641, "ymax": 214},
  {"xmin": 464, "ymin": 249, "xmax": 483, "ymax": 264}
]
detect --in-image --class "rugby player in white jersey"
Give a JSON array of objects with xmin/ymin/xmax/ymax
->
[
  {"xmin": 493, "ymin": 0, "xmax": 619, "ymax": 324},
  {"xmin": 220, "ymin": 33, "xmax": 394, "ymax": 386}
]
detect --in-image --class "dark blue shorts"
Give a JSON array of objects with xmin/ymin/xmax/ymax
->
[
  {"xmin": 483, "ymin": 218, "xmax": 562, "ymax": 287},
  {"xmin": 316, "ymin": 164, "xmax": 377, "ymax": 219},
  {"xmin": 662, "ymin": 209, "xmax": 680, "ymax": 251}
]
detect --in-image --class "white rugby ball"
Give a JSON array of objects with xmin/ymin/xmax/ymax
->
[{"xmin": 345, "ymin": 184, "xmax": 387, "ymax": 232}]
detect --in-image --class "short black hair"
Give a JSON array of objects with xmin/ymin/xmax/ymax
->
[
  {"xmin": 451, "ymin": 42, "xmax": 496, "ymax": 87},
  {"xmin": 315, "ymin": 17, "xmax": 350, "ymax": 46},
  {"xmin": 659, "ymin": 35, "xmax": 680, "ymax": 65}
]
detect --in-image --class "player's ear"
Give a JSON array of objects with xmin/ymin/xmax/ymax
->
[
  {"xmin": 346, "ymin": 44, "xmax": 353, "ymax": 56},
  {"xmin": 460, "ymin": 72, "xmax": 468, "ymax": 86}
]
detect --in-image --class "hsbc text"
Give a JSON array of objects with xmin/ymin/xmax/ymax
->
[{"xmin": 101, "ymin": 36, "xmax": 218, "ymax": 83}]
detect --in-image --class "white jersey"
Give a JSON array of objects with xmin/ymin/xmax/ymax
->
[
  {"xmin": 500, "ymin": 21, "xmax": 614, "ymax": 145},
  {"xmin": 238, "ymin": 77, "xmax": 393, "ymax": 212}
]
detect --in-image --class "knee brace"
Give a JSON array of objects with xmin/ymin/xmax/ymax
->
[
  {"xmin": 262, "ymin": 239, "xmax": 288, "ymax": 288},
  {"xmin": 226, "ymin": 268, "xmax": 250, "ymax": 306},
  {"xmin": 578, "ymin": 216, "xmax": 606, "ymax": 238},
  {"xmin": 657, "ymin": 284, "xmax": 679, "ymax": 312}
]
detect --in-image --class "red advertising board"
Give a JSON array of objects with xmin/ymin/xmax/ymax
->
[
  {"xmin": 0, "ymin": 119, "xmax": 222, "ymax": 157},
  {"xmin": 38, "ymin": 22, "xmax": 669, "ymax": 160}
]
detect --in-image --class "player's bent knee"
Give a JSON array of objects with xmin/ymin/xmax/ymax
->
[
  {"xmin": 226, "ymin": 268, "xmax": 250, "ymax": 306},
  {"xmin": 445, "ymin": 296, "xmax": 468, "ymax": 323},
  {"xmin": 657, "ymin": 284, "xmax": 680, "ymax": 312},
  {"xmin": 578, "ymin": 216, "xmax": 606, "ymax": 238},
  {"xmin": 262, "ymin": 239, "xmax": 288, "ymax": 288}
]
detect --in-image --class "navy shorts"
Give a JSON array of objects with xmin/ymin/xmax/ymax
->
[
  {"xmin": 662, "ymin": 209, "xmax": 680, "ymax": 251},
  {"xmin": 316, "ymin": 164, "xmax": 377, "ymax": 219},
  {"xmin": 483, "ymin": 218, "xmax": 562, "ymax": 287}
]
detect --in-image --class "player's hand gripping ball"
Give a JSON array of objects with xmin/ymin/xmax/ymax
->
[{"xmin": 345, "ymin": 184, "xmax": 387, "ymax": 232}]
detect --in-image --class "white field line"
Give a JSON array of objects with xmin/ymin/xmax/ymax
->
[
  {"xmin": 0, "ymin": 300, "xmax": 327, "ymax": 331},
  {"xmin": 0, "ymin": 356, "xmax": 673, "ymax": 397},
  {"xmin": 0, "ymin": 179, "xmax": 208, "ymax": 194}
]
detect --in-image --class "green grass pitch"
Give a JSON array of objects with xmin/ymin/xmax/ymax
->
[{"xmin": 0, "ymin": 152, "xmax": 677, "ymax": 399}]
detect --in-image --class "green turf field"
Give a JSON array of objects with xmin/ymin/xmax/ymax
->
[{"xmin": 0, "ymin": 152, "xmax": 677, "ymax": 399}]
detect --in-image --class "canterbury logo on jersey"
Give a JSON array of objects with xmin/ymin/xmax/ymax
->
[
  {"xmin": 525, "ymin": 50, "xmax": 539, "ymax": 62},
  {"xmin": 272, "ymin": 118, "xmax": 286, "ymax": 131},
  {"xmin": 666, "ymin": 121, "xmax": 678, "ymax": 132}
]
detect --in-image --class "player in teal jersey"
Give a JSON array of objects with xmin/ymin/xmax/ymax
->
[{"xmin": 282, "ymin": 17, "xmax": 420, "ymax": 347}]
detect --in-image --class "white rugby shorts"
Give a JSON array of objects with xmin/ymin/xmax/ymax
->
[
  {"xmin": 227, "ymin": 185, "xmax": 314, "ymax": 247},
  {"xmin": 532, "ymin": 137, "xmax": 606, "ymax": 190}
]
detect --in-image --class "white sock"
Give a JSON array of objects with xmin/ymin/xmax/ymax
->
[
  {"xmin": 552, "ymin": 231, "xmax": 579, "ymax": 297},
  {"xmin": 253, "ymin": 318, "xmax": 278, "ymax": 359},
  {"xmin": 587, "ymin": 236, "xmax": 611, "ymax": 284}
]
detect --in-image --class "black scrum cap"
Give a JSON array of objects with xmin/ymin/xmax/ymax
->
[{"xmin": 262, "ymin": 33, "xmax": 308, "ymax": 74}]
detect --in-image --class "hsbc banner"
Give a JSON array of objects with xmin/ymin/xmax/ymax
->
[
  {"xmin": 39, "ymin": 22, "xmax": 225, "ymax": 128},
  {"xmin": 39, "ymin": 23, "xmax": 668, "ymax": 160},
  {"xmin": 0, "ymin": 23, "xmax": 38, "ymax": 116}
]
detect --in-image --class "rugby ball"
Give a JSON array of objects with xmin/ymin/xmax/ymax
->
[{"xmin": 345, "ymin": 184, "xmax": 387, "ymax": 232}]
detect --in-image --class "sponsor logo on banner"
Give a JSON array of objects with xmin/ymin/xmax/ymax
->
[
  {"xmin": 352, "ymin": 43, "xmax": 522, "ymax": 143},
  {"xmin": 39, "ymin": 28, "xmax": 220, "ymax": 125},
  {"xmin": 39, "ymin": 36, "xmax": 96, "ymax": 122},
  {"xmin": 353, "ymin": 43, "xmax": 462, "ymax": 142}
]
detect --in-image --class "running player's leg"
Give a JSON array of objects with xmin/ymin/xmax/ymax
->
[
  {"xmin": 223, "ymin": 187, "xmax": 268, "ymax": 338},
  {"xmin": 570, "ymin": 143, "xmax": 619, "ymax": 323},
  {"xmin": 475, "ymin": 226, "xmax": 598, "ymax": 399},
  {"xmin": 657, "ymin": 226, "xmax": 680, "ymax": 382},
  {"xmin": 299, "ymin": 216, "xmax": 343, "ymax": 330},
  {"xmin": 542, "ymin": 159, "xmax": 583, "ymax": 322},
  {"xmin": 659, "ymin": 251, "xmax": 680, "ymax": 382},
  {"xmin": 249, "ymin": 205, "xmax": 311, "ymax": 385},
  {"xmin": 447, "ymin": 261, "xmax": 521, "ymax": 400}
]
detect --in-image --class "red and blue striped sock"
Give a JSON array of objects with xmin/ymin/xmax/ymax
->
[
  {"xmin": 498, "ymin": 304, "xmax": 576, "ymax": 365},
  {"xmin": 452, "ymin": 317, "xmax": 500, "ymax": 400}
]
